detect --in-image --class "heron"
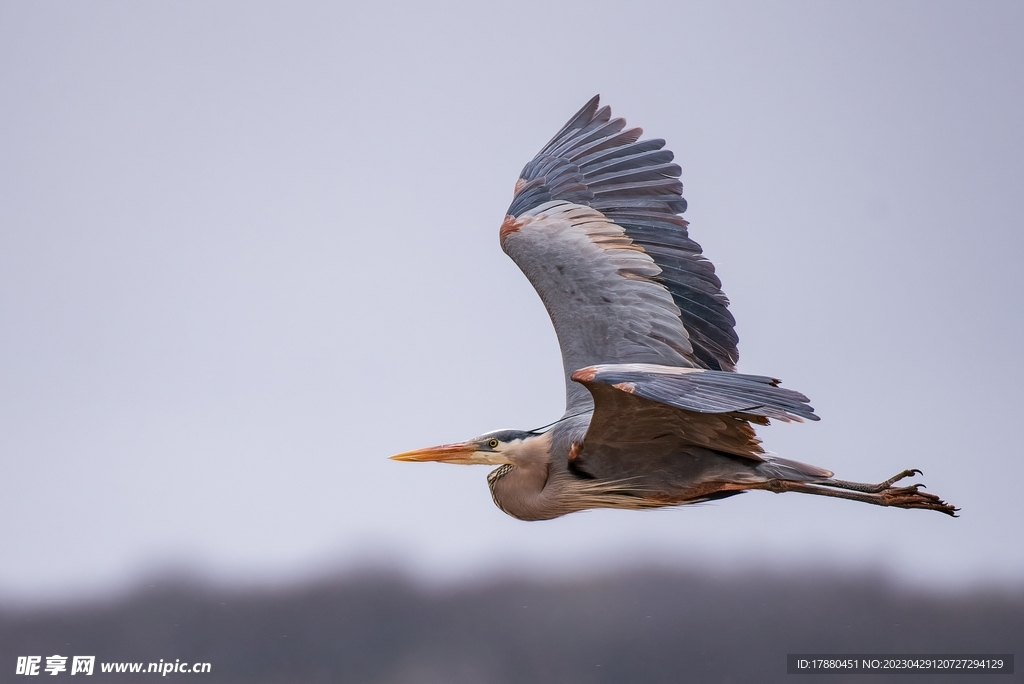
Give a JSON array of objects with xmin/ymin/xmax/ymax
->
[{"xmin": 391, "ymin": 96, "xmax": 957, "ymax": 521}]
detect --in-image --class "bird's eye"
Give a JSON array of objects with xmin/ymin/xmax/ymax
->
[{"xmin": 488, "ymin": 439, "xmax": 499, "ymax": 449}]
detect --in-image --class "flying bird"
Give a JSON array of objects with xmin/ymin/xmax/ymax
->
[{"xmin": 391, "ymin": 96, "xmax": 957, "ymax": 521}]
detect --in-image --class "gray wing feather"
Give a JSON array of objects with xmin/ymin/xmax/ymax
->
[
  {"xmin": 506, "ymin": 96, "xmax": 738, "ymax": 373},
  {"xmin": 565, "ymin": 364, "xmax": 820, "ymax": 482},
  {"xmin": 571, "ymin": 367, "xmax": 767, "ymax": 462},
  {"xmin": 501, "ymin": 202, "xmax": 695, "ymax": 412},
  {"xmin": 566, "ymin": 362, "xmax": 832, "ymax": 485},
  {"xmin": 573, "ymin": 363, "xmax": 819, "ymax": 423}
]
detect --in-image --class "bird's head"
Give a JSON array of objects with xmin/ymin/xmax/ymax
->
[{"xmin": 389, "ymin": 429, "xmax": 540, "ymax": 466}]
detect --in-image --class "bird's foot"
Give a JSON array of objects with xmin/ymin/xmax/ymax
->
[
  {"xmin": 819, "ymin": 469, "xmax": 959, "ymax": 516},
  {"xmin": 762, "ymin": 470, "xmax": 959, "ymax": 517},
  {"xmin": 873, "ymin": 482, "xmax": 958, "ymax": 516},
  {"xmin": 819, "ymin": 468, "xmax": 922, "ymax": 493}
]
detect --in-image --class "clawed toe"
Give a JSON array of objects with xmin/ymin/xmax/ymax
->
[
  {"xmin": 883, "ymin": 469, "xmax": 923, "ymax": 488},
  {"xmin": 881, "ymin": 484, "xmax": 958, "ymax": 516},
  {"xmin": 773, "ymin": 469, "xmax": 958, "ymax": 516},
  {"xmin": 820, "ymin": 468, "xmax": 937, "ymax": 495}
]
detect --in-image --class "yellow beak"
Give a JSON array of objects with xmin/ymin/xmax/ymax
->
[{"xmin": 389, "ymin": 441, "xmax": 478, "ymax": 463}]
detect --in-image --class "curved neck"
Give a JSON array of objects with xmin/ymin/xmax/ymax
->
[{"xmin": 487, "ymin": 432, "xmax": 561, "ymax": 521}]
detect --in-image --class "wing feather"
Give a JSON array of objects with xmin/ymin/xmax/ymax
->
[
  {"xmin": 505, "ymin": 96, "xmax": 738, "ymax": 376},
  {"xmin": 574, "ymin": 363, "xmax": 818, "ymax": 423},
  {"xmin": 569, "ymin": 363, "xmax": 818, "ymax": 471},
  {"xmin": 501, "ymin": 202, "xmax": 695, "ymax": 411}
]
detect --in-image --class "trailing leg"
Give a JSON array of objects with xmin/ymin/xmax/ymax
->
[{"xmin": 756, "ymin": 472, "xmax": 957, "ymax": 516}]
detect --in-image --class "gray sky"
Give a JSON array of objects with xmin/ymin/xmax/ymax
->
[{"xmin": 1, "ymin": 0, "xmax": 1022, "ymax": 602}]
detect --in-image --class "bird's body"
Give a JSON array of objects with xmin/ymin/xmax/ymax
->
[{"xmin": 392, "ymin": 97, "xmax": 956, "ymax": 520}]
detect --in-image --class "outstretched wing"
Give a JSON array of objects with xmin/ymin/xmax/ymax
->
[
  {"xmin": 568, "ymin": 363, "xmax": 829, "ymax": 485},
  {"xmin": 501, "ymin": 96, "xmax": 738, "ymax": 413}
]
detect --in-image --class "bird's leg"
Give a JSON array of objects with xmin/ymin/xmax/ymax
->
[
  {"xmin": 757, "ymin": 472, "xmax": 958, "ymax": 517},
  {"xmin": 815, "ymin": 468, "xmax": 922, "ymax": 493}
]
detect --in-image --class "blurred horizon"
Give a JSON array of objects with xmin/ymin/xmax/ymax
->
[
  {"xmin": 2, "ymin": 566, "xmax": 1021, "ymax": 683},
  {"xmin": 2, "ymin": 0, "xmax": 1023, "ymax": 607},
  {"xmin": 9, "ymin": 547, "xmax": 1024, "ymax": 612}
]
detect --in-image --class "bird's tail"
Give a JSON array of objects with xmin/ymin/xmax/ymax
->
[{"xmin": 756, "ymin": 454, "xmax": 833, "ymax": 482}]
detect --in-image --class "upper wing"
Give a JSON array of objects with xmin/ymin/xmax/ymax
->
[{"xmin": 501, "ymin": 96, "xmax": 738, "ymax": 412}]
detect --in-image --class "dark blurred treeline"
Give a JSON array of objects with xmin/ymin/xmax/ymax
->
[{"xmin": 1, "ymin": 568, "xmax": 1020, "ymax": 683}]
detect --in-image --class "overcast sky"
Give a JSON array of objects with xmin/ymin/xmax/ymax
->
[{"xmin": 2, "ymin": 1, "xmax": 1022, "ymax": 602}]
